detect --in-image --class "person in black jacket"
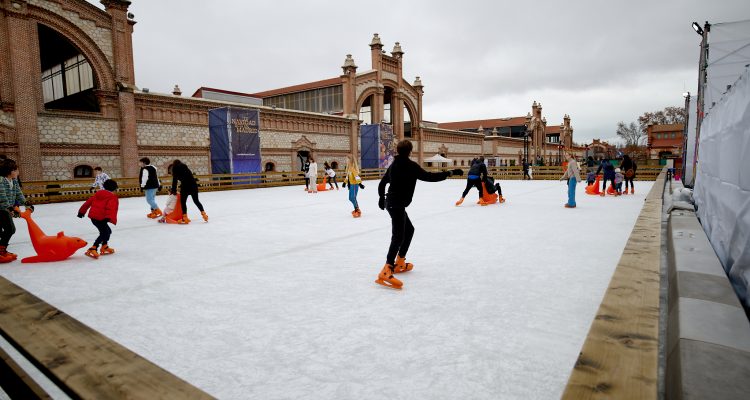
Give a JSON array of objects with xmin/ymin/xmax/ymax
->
[
  {"xmin": 620, "ymin": 154, "xmax": 637, "ymax": 195},
  {"xmin": 139, "ymin": 157, "xmax": 162, "ymax": 218},
  {"xmin": 170, "ymin": 160, "xmax": 207, "ymax": 223},
  {"xmin": 375, "ymin": 140, "xmax": 463, "ymax": 289},
  {"xmin": 455, "ymin": 157, "xmax": 488, "ymax": 206}
]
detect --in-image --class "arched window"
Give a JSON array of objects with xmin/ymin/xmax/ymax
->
[
  {"xmin": 331, "ymin": 161, "xmax": 338, "ymax": 169},
  {"xmin": 74, "ymin": 165, "xmax": 93, "ymax": 178},
  {"xmin": 264, "ymin": 162, "xmax": 276, "ymax": 172},
  {"xmin": 38, "ymin": 25, "xmax": 98, "ymax": 112},
  {"xmin": 461, "ymin": 160, "xmax": 465, "ymax": 166}
]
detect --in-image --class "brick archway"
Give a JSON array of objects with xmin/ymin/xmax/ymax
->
[{"xmin": 29, "ymin": 8, "xmax": 116, "ymax": 92}]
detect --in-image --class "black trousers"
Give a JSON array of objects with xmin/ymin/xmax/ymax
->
[
  {"xmin": 523, "ymin": 171, "xmax": 531, "ymax": 180},
  {"xmin": 328, "ymin": 176, "xmax": 338, "ymax": 188},
  {"xmin": 304, "ymin": 177, "xmax": 309, "ymax": 189},
  {"xmin": 495, "ymin": 184, "xmax": 503, "ymax": 196},
  {"xmin": 0, "ymin": 210, "xmax": 15, "ymax": 247},
  {"xmin": 602, "ymin": 177, "xmax": 615, "ymax": 191},
  {"xmin": 625, "ymin": 177, "xmax": 634, "ymax": 190},
  {"xmin": 386, "ymin": 206, "xmax": 414, "ymax": 266},
  {"xmin": 180, "ymin": 189, "xmax": 204, "ymax": 216},
  {"xmin": 91, "ymin": 218, "xmax": 111, "ymax": 247},
  {"xmin": 461, "ymin": 178, "xmax": 483, "ymax": 198}
]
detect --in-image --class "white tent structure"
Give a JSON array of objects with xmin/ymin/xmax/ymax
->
[{"xmin": 424, "ymin": 154, "xmax": 453, "ymax": 164}]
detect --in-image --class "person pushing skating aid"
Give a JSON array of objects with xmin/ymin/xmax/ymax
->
[{"xmin": 375, "ymin": 139, "xmax": 463, "ymax": 289}]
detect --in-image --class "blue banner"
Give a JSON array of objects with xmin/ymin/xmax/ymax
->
[
  {"xmin": 360, "ymin": 124, "xmax": 379, "ymax": 169},
  {"xmin": 209, "ymin": 107, "xmax": 262, "ymax": 176}
]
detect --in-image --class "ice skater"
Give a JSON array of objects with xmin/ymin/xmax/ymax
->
[
  {"xmin": 559, "ymin": 153, "xmax": 581, "ymax": 208},
  {"xmin": 342, "ymin": 155, "xmax": 364, "ymax": 218},
  {"xmin": 90, "ymin": 166, "xmax": 110, "ymax": 191},
  {"xmin": 0, "ymin": 159, "xmax": 33, "ymax": 263},
  {"xmin": 302, "ymin": 158, "xmax": 310, "ymax": 191},
  {"xmin": 78, "ymin": 179, "xmax": 119, "ymax": 259},
  {"xmin": 307, "ymin": 157, "xmax": 318, "ymax": 193},
  {"xmin": 139, "ymin": 157, "xmax": 162, "ymax": 218},
  {"xmin": 621, "ymin": 154, "xmax": 637, "ymax": 194},
  {"xmin": 522, "ymin": 158, "xmax": 532, "ymax": 180},
  {"xmin": 455, "ymin": 157, "xmax": 487, "ymax": 206},
  {"xmin": 614, "ymin": 168, "xmax": 624, "ymax": 196},
  {"xmin": 170, "ymin": 160, "xmax": 208, "ymax": 223},
  {"xmin": 324, "ymin": 161, "xmax": 338, "ymax": 190},
  {"xmin": 376, "ymin": 139, "xmax": 463, "ymax": 289},
  {"xmin": 596, "ymin": 158, "xmax": 615, "ymax": 196}
]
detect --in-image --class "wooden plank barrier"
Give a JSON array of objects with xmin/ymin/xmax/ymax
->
[
  {"xmin": 18, "ymin": 166, "xmax": 661, "ymax": 205},
  {"xmin": 561, "ymin": 168, "xmax": 666, "ymax": 399},
  {"xmin": 0, "ymin": 277, "xmax": 214, "ymax": 399}
]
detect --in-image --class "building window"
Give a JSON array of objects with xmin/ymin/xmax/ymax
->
[
  {"xmin": 461, "ymin": 160, "xmax": 465, "ymax": 166},
  {"xmin": 74, "ymin": 165, "xmax": 93, "ymax": 178},
  {"xmin": 264, "ymin": 162, "xmax": 275, "ymax": 172},
  {"xmin": 331, "ymin": 161, "xmax": 338, "ymax": 169}
]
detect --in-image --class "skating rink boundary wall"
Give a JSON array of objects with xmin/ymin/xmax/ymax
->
[
  {"xmin": 0, "ymin": 277, "xmax": 214, "ymax": 399},
  {"xmin": 562, "ymin": 168, "xmax": 666, "ymax": 399},
  {"xmin": 664, "ymin": 179, "xmax": 750, "ymax": 399},
  {"xmin": 19, "ymin": 165, "xmax": 664, "ymax": 205}
]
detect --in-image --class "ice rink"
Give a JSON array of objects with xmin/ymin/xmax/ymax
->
[{"xmin": 0, "ymin": 178, "xmax": 653, "ymax": 399}]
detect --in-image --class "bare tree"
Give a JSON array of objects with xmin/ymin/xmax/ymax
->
[
  {"xmin": 638, "ymin": 106, "xmax": 686, "ymax": 132},
  {"xmin": 616, "ymin": 121, "xmax": 646, "ymax": 146}
]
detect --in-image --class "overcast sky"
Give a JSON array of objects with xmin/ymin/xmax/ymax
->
[{"xmin": 95, "ymin": 0, "xmax": 748, "ymax": 144}]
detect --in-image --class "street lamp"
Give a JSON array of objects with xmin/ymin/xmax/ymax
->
[{"xmin": 692, "ymin": 22, "xmax": 703, "ymax": 36}]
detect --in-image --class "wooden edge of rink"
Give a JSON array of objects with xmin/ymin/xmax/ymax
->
[
  {"xmin": 561, "ymin": 168, "xmax": 666, "ymax": 400},
  {"xmin": 0, "ymin": 277, "xmax": 215, "ymax": 399}
]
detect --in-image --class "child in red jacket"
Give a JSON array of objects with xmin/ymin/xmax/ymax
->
[{"xmin": 78, "ymin": 179, "xmax": 119, "ymax": 259}]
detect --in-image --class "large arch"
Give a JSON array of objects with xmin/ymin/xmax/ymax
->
[{"xmin": 29, "ymin": 7, "xmax": 116, "ymax": 92}]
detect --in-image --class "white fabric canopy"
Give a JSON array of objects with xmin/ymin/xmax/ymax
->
[{"xmin": 424, "ymin": 154, "xmax": 452, "ymax": 163}]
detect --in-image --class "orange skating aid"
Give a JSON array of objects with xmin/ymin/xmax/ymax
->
[
  {"xmin": 607, "ymin": 185, "xmax": 615, "ymax": 195},
  {"xmin": 585, "ymin": 176, "xmax": 601, "ymax": 195},
  {"xmin": 20, "ymin": 210, "xmax": 87, "ymax": 263},
  {"xmin": 163, "ymin": 194, "xmax": 184, "ymax": 224},
  {"xmin": 375, "ymin": 264, "xmax": 403, "ymax": 289},
  {"xmin": 479, "ymin": 181, "xmax": 498, "ymax": 205},
  {"xmin": 394, "ymin": 255, "xmax": 413, "ymax": 273}
]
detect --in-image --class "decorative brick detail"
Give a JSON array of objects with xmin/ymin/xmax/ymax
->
[
  {"xmin": 261, "ymin": 131, "xmax": 350, "ymax": 152},
  {"xmin": 41, "ymin": 154, "xmax": 121, "ymax": 180},
  {"xmin": 149, "ymin": 155, "xmax": 209, "ymax": 177},
  {"xmin": 28, "ymin": 0, "xmax": 114, "ymax": 67},
  {"xmin": 38, "ymin": 115, "xmax": 120, "ymax": 145},
  {"xmin": 136, "ymin": 122, "xmax": 209, "ymax": 147},
  {"xmin": 0, "ymin": 110, "xmax": 14, "ymax": 127}
]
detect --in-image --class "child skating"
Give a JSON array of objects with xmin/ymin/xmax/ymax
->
[
  {"xmin": 614, "ymin": 168, "xmax": 624, "ymax": 196},
  {"xmin": 455, "ymin": 157, "xmax": 487, "ymax": 206},
  {"xmin": 78, "ymin": 179, "xmax": 119, "ymax": 259},
  {"xmin": 324, "ymin": 162, "xmax": 338, "ymax": 190},
  {"xmin": 376, "ymin": 140, "xmax": 462, "ymax": 289},
  {"xmin": 0, "ymin": 159, "xmax": 33, "ymax": 263}
]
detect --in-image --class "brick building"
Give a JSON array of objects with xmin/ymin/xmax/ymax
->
[{"xmin": 647, "ymin": 123, "xmax": 684, "ymax": 170}]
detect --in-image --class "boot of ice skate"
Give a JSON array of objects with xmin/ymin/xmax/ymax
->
[
  {"xmin": 353, "ymin": 208, "xmax": 361, "ymax": 218},
  {"xmin": 178, "ymin": 215, "xmax": 190, "ymax": 224},
  {"xmin": 498, "ymin": 195, "xmax": 506, "ymax": 203},
  {"xmin": 0, "ymin": 245, "xmax": 17, "ymax": 260},
  {"xmin": 394, "ymin": 255, "xmax": 413, "ymax": 273},
  {"xmin": 201, "ymin": 211, "xmax": 209, "ymax": 222},
  {"xmin": 146, "ymin": 209, "xmax": 156, "ymax": 218},
  {"xmin": 152, "ymin": 208, "xmax": 163, "ymax": 218},
  {"xmin": 375, "ymin": 264, "xmax": 402, "ymax": 289},
  {"xmin": 99, "ymin": 245, "xmax": 115, "ymax": 255},
  {"xmin": 85, "ymin": 246, "xmax": 100, "ymax": 259},
  {"xmin": 455, "ymin": 198, "xmax": 464, "ymax": 206}
]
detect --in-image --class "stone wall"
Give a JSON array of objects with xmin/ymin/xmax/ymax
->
[
  {"xmin": 136, "ymin": 122, "xmax": 209, "ymax": 147},
  {"xmin": 260, "ymin": 131, "xmax": 350, "ymax": 152},
  {"xmin": 0, "ymin": 110, "xmax": 14, "ymax": 127},
  {"xmin": 28, "ymin": 0, "xmax": 114, "ymax": 66},
  {"xmin": 38, "ymin": 115, "xmax": 119, "ymax": 145},
  {"xmin": 147, "ymin": 155, "xmax": 209, "ymax": 177},
  {"xmin": 41, "ymin": 154, "xmax": 120, "ymax": 180},
  {"xmin": 421, "ymin": 141, "xmax": 480, "ymax": 156}
]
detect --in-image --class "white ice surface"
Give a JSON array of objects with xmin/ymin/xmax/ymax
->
[{"xmin": 0, "ymin": 179, "xmax": 652, "ymax": 400}]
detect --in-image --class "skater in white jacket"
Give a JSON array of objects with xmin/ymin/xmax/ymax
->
[{"xmin": 307, "ymin": 157, "xmax": 318, "ymax": 193}]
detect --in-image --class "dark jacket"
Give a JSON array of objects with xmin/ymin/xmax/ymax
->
[
  {"xmin": 139, "ymin": 165, "xmax": 160, "ymax": 189},
  {"xmin": 378, "ymin": 155, "xmax": 450, "ymax": 208},
  {"xmin": 621, "ymin": 158, "xmax": 637, "ymax": 177},
  {"xmin": 596, "ymin": 160, "xmax": 615, "ymax": 179},
  {"xmin": 79, "ymin": 189, "xmax": 119, "ymax": 224},
  {"xmin": 468, "ymin": 160, "xmax": 487, "ymax": 179},
  {"xmin": 171, "ymin": 163, "xmax": 198, "ymax": 193}
]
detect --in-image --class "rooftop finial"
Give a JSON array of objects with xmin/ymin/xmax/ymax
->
[
  {"xmin": 172, "ymin": 85, "xmax": 181, "ymax": 96},
  {"xmin": 342, "ymin": 54, "xmax": 357, "ymax": 69},
  {"xmin": 391, "ymin": 42, "xmax": 404, "ymax": 58},
  {"xmin": 370, "ymin": 33, "xmax": 383, "ymax": 48},
  {"xmin": 413, "ymin": 76, "xmax": 423, "ymax": 88}
]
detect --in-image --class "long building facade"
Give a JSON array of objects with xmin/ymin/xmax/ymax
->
[{"xmin": 1, "ymin": 0, "xmax": 573, "ymax": 181}]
